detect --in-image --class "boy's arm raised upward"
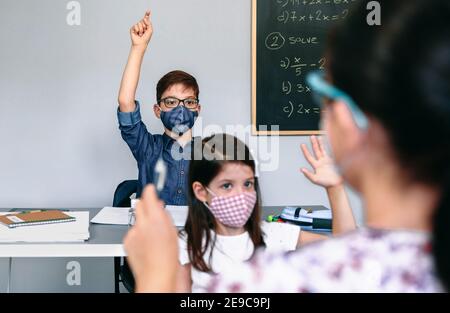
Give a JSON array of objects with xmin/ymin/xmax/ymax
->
[{"xmin": 118, "ymin": 11, "xmax": 153, "ymax": 112}]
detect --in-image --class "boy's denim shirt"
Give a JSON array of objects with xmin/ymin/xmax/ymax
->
[{"xmin": 117, "ymin": 101, "xmax": 193, "ymax": 205}]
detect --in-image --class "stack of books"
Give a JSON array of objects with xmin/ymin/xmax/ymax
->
[{"xmin": 0, "ymin": 210, "xmax": 90, "ymax": 242}]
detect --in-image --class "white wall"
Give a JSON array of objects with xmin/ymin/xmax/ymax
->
[{"xmin": 0, "ymin": 0, "xmax": 364, "ymax": 225}]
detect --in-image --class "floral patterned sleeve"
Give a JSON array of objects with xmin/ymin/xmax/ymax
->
[
  {"xmin": 208, "ymin": 248, "xmax": 312, "ymax": 292},
  {"xmin": 207, "ymin": 229, "xmax": 442, "ymax": 293}
]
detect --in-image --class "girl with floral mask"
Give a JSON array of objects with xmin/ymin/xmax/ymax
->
[{"xmin": 175, "ymin": 133, "xmax": 355, "ymax": 293}]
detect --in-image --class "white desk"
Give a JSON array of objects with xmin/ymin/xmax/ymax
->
[
  {"xmin": 0, "ymin": 208, "xmax": 127, "ymax": 258},
  {"xmin": 0, "ymin": 208, "xmax": 127, "ymax": 292},
  {"xmin": 0, "ymin": 205, "xmax": 328, "ymax": 257},
  {"xmin": 0, "ymin": 205, "xmax": 329, "ymax": 292}
]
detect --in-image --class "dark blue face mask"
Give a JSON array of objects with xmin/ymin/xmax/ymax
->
[{"xmin": 160, "ymin": 105, "xmax": 198, "ymax": 135}]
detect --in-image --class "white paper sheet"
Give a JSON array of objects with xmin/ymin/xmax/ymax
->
[
  {"xmin": 91, "ymin": 206, "xmax": 189, "ymax": 227},
  {"xmin": 90, "ymin": 207, "xmax": 130, "ymax": 225},
  {"xmin": 165, "ymin": 205, "xmax": 189, "ymax": 227}
]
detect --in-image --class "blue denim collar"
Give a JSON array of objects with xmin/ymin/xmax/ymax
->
[
  {"xmin": 162, "ymin": 132, "xmax": 174, "ymax": 150},
  {"xmin": 162, "ymin": 132, "xmax": 199, "ymax": 150}
]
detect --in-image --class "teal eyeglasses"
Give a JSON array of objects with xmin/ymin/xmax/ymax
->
[{"xmin": 306, "ymin": 70, "xmax": 369, "ymax": 130}]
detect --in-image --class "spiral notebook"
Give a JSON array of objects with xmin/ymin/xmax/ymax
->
[{"xmin": 0, "ymin": 210, "xmax": 76, "ymax": 229}]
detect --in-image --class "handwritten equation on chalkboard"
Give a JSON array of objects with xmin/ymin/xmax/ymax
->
[{"xmin": 252, "ymin": 0, "xmax": 359, "ymax": 135}]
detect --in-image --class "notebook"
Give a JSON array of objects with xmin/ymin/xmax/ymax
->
[
  {"xmin": 299, "ymin": 207, "xmax": 332, "ymax": 220},
  {"xmin": 0, "ymin": 210, "xmax": 76, "ymax": 229},
  {"xmin": 0, "ymin": 211, "xmax": 90, "ymax": 242},
  {"xmin": 280, "ymin": 206, "xmax": 332, "ymax": 231}
]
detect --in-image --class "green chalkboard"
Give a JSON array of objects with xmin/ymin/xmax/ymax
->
[{"xmin": 252, "ymin": 0, "xmax": 359, "ymax": 135}]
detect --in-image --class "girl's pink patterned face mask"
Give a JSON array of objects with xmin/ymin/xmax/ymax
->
[{"xmin": 204, "ymin": 189, "xmax": 257, "ymax": 228}]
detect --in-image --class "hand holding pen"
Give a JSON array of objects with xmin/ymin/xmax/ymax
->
[{"xmin": 129, "ymin": 157, "xmax": 167, "ymax": 226}]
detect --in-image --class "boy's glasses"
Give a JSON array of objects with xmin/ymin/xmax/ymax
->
[
  {"xmin": 306, "ymin": 70, "xmax": 369, "ymax": 130},
  {"xmin": 158, "ymin": 97, "xmax": 199, "ymax": 110}
]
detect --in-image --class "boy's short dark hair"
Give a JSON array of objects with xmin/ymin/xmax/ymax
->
[{"xmin": 156, "ymin": 70, "xmax": 199, "ymax": 101}]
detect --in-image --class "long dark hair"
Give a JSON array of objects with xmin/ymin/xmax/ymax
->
[
  {"xmin": 328, "ymin": 0, "xmax": 450, "ymax": 289},
  {"xmin": 182, "ymin": 133, "xmax": 265, "ymax": 272}
]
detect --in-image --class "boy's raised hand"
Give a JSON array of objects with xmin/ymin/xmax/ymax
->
[
  {"xmin": 300, "ymin": 136, "xmax": 343, "ymax": 188},
  {"xmin": 130, "ymin": 11, "xmax": 153, "ymax": 48}
]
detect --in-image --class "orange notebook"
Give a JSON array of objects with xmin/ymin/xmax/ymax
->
[{"xmin": 0, "ymin": 210, "xmax": 75, "ymax": 228}]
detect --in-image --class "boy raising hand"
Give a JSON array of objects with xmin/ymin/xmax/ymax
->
[{"xmin": 118, "ymin": 11, "xmax": 202, "ymax": 204}]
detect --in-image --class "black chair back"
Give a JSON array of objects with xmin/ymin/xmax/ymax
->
[{"xmin": 112, "ymin": 180, "xmax": 137, "ymax": 293}]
